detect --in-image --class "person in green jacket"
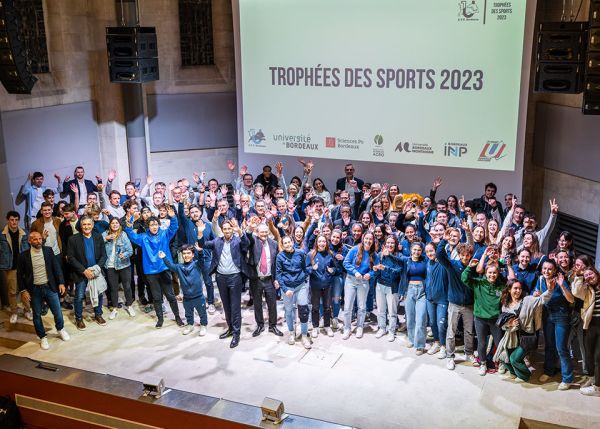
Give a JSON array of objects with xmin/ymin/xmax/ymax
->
[{"xmin": 462, "ymin": 254, "xmax": 505, "ymax": 376}]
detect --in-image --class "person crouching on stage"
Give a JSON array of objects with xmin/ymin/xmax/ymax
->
[
  {"xmin": 276, "ymin": 235, "xmax": 311, "ymax": 349},
  {"xmin": 159, "ymin": 244, "xmax": 208, "ymax": 337},
  {"xmin": 18, "ymin": 232, "xmax": 70, "ymax": 350}
]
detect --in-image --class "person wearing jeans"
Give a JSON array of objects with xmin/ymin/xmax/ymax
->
[
  {"xmin": 307, "ymin": 235, "xmax": 336, "ymax": 338},
  {"xmin": 17, "ymin": 231, "xmax": 70, "ymax": 350},
  {"xmin": 342, "ymin": 232, "xmax": 379, "ymax": 340},
  {"xmin": 276, "ymin": 236, "xmax": 311, "ymax": 349},
  {"xmin": 401, "ymin": 242, "xmax": 428, "ymax": 355},
  {"xmin": 374, "ymin": 235, "xmax": 403, "ymax": 341},
  {"xmin": 424, "ymin": 242, "xmax": 448, "ymax": 357},
  {"xmin": 67, "ymin": 216, "xmax": 107, "ymax": 331},
  {"xmin": 329, "ymin": 229, "xmax": 347, "ymax": 330},
  {"xmin": 536, "ymin": 259, "xmax": 575, "ymax": 390}
]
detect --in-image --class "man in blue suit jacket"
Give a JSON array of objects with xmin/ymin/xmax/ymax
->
[{"xmin": 198, "ymin": 218, "xmax": 249, "ymax": 348}]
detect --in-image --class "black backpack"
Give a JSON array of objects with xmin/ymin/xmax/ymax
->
[{"xmin": 0, "ymin": 396, "xmax": 21, "ymax": 429}]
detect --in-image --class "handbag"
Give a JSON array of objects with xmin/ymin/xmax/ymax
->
[{"xmin": 518, "ymin": 331, "xmax": 538, "ymax": 352}]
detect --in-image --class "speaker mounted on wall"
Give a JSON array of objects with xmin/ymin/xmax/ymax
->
[
  {"xmin": 584, "ymin": 1, "xmax": 600, "ymax": 114},
  {"xmin": 535, "ymin": 21, "xmax": 587, "ymax": 94},
  {"xmin": 106, "ymin": 26, "xmax": 159, "ymax": 83},
  {"xmin": 0, "ymin": 0, "xmax": 38, "ymax": 94}
]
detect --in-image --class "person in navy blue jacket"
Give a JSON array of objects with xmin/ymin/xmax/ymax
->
[
  {"xmin": 125, "ymin": 206, "xmax": 182, "ymax": 329},
  {"xmin": 329, "ymin": 229, "xmax": 348, "ymax": 330},
  {"xmin": 197, "ymin": 218, "xmax": 249, "ymax": 348},
  {"xmin": 374, "ymin": 235, "xmax": 404, "ymax": 342},
  {"xmin": 437, "ymin": 233, "xmax": 476, "ymax": 370},
  {"xmin": 342, "ymin": 232, "xmax": 380, "ymax": 340},
  {"xmin": 424, "ymin": 241, "xmax": 449, "ymax": 357},
  {"xmin": 507, "ymin": 248, "xmax": 541, "ymax": 295},
  {"xmin": 177, "ymin": 202, "xmax": 216, "ymax": 314},
  {"xmin": 159, "ymin": 245, "xmax": 208, "ymax": 337},
  {"xmin": 276, "ymin": 235, "xmax": 311, "ymax": 349},
  {"xmin": 307, "ymin": 235, "xmax": 336, "ymax": 338}
]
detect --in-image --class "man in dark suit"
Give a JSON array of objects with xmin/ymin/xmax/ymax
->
[
  {"xmin": 247, "ymin": 222, "xmax": 282, "ymax": 337},
  {"xmin": 335, "ymin": 163, "xmax": 364, "ymax": 193},
  {"xmin": 67, "ymin": 215, "xmax": 107, "ymax": 330},
  {"xmin": 198, "ymin": 218, "xmax": 249, "ymax": 348},
  {"xmin": 62, "ymin": 166, "xmax": 100, "ymax": 212},
  {"xmin": 17, "ymin": 231, "xmax": 71, "ymax": 350}
]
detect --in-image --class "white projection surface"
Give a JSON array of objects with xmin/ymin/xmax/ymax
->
[{"xmin": 237, "ymin": 0, "xmax": 528, "ymax": 172}]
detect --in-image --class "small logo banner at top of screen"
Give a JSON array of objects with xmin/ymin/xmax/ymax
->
[
  {"xmin": 478, "ymin": 141, "xmax": 506, "ymax": 162},
  {"xmin": 248, "ymin": 129, "xmax": 266, "ymax": 146},
  {"xmin": 458, "ymin": 0, "xmax": 480, "ymax": 21}
]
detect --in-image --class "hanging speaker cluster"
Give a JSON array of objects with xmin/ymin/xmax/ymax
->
[
  {"xmin": 106, "ymin": 26, "xmax": 159, "ymax": 83},
  {"xmin": 583, "ymin": 1, "xmax": 600, "ymax": 114}
]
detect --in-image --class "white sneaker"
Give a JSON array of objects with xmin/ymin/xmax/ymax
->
[
  {"xmin": 437, "ymin": 346, "xmax": 447, "ymax": 359},
  {"xmin": 446, "ymin": 358, "xmax": 456, "ymax": 370},
  {"xmin": 301, "ymin": 335, "xmax": 312, "ymax": 349},
  {"xmin": 325, "ymin": 327, "xmax": 334, "ymax": 337},
  {"xmin": 207, "ymin": 304, "xmax": 216, "ymax": 315},
  {"xmin": 428, "ymin": 342, "xmax": 441, "ymax": 355},
  {"xmin": 387, "ymin": 333, "xmax": 395, "ymax": 342},
  {"xmin": 466, "ymin": 354, "xmax": 479, "ymax": 366},
  {"xmin": 515, "ymin": 377, "xmax": 526, "ymax": 383},
  {"xmin": 331, "ymin": 318, "xmax": 338, "ymax": 330},
  {"xmin": 182, "ymin": 325, "xmax": 194, "ymax": 335},
  {"xmin": 342, "ymin": 330, "xmax": 351, "ymax": 340},
  {"xmin": 581, "ymin": 376, "xmax": 594, "ymax": 388},
  {"xmin": 558, "ymin": 382, "xmax": 572, "ymax": 391},
  {"xmin": 580, "ymin": 386, "xmax": 600, "ymax": 396},
  {"xmin": 40, "ymin": 337, "xmax": 50, "ymax": 350},
  {"xmin": 109, "ymin": 309, "xmax": 118, "ymax": 320},
  {"xmin": 125, "ymin": 306, "xmax": 136, "ymax": 317},
  {"xmin": 59, "ymin": 329, "xmax": 70, "ymax": 342},
  {"xmin": 311, "ymin": 329, "xmax": 319, "ymax": 339},
  {"xmin": 9, "ymin": 313, "xmax": 17, "ymax": 324},
  {"xmin": 375, "ymin": 328, "xmax": 386, "ymax": 338},
  {"xmin": 498, "ymin": 364, "xmax": 507, "ymax": 374},
  {"xmin": 479, "ymin": 366, "xmax": 487, "ymax": 376},
  {"xmin": 288, "ymin": 333, "xmax": 295, "ymax": 345},
  {"xmin": 198, "ymin": 325, "xmax": 207, "ymax": 336},
  {"xmin": 406, "ymin": 342, "xmax": 414, "ymax": 349},
  {"xmin": 356, "ymin": 327, "xmax": 364, "ymax": 339},
  {"xmin": 539, "ymin": 374, "xmax": 551, "ymax": 383},
  {"xmin": 24, "ymin": 311, "xmax": 33, "ymax": 321}
]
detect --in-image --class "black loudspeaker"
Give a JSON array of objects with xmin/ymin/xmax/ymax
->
[
  {"xmin": 0, "ymin": 0, "xmax": 38, "ymax": 94},
  {"xmin": 584, "ymin": 1, "xmax": 600, "ymax": 114},
  {"xmin": 106, "ymin": 27, "xmax": 158, "ymax": 83},
  {"xmin": 535, "ymin": 21, "xmax": 587, "ymax": 94}
]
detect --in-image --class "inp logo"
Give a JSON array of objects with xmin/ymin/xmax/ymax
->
[
  {"xmin": 248, "ymin": 129, "xmax": 266, "ymax": 145},
  {"xmin": 395, "ymin": 142, "xmax": 411, "ymax": 153},
  {"xmin": 478, "ymin": 141, "xmax": 506, "ymax": 162}
]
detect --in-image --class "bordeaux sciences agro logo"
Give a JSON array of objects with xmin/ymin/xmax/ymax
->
[
  {"xmin": 373, "ymin": 134, "xmax": 384, "ymax": 157},
  {"xmin": 458, "ymin": 0, "xmax": 480, "ymax": 21},
  {"xmin": 247, "ymin": 129, "xmax": 266, "ymax": 145}
]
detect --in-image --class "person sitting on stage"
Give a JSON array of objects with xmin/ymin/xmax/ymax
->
[
  {"xmin": 124, "ymin": 207, "xmax": 183, "ymax": 329},
  {"xmin": 159, "ymin": 245, "xmax": 208, "ymax": 337},
  {"xmin": 197, "ymin": 218, "xmax": 249, "ymax": 348},
  {"xmin": 17, "ymin": 231, "xmax": 70, "ymax": 350}
]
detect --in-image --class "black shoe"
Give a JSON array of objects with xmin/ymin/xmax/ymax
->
[
  {"xmin": 230, "ymin": 334, "xmax": 240, "ymax": 348},
  {"xmin": 140, "ymin": 297, "xmax": 149, "ymax": 306},
  {"xmin": 252, "ymin": 325, "xmax": 264, "ymax": 337},
  {"xmin": 219, "ymin": 329, "xmax": 233, "ymax": 339},
  {"xmin": 61, "ymin": 301, "xmax": 73, "ymax": 310},
  {"xmin": 156, "ymin": 319, "xmax": 163, "ymax": 329},
  {"xmin": 175, "ymin": 316, "xmax": 184, "ymax": 327},
  {"xmin": 269, "ymin": 326, "xmax": 284, "ymax": 336}
]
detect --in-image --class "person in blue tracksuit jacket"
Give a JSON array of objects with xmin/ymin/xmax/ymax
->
[
  {"xmin": 424, "ymin": 241, "xmax": 449, "ymax": 358},
  {"xmin": 276, "ymin": 235, "xmax": 312, "ymax": 349},
  {"xmin": 306, "ymin": 235, "xmax": 336, "ymax": 339},
  {"xmin": 160, "ymin": 244, "xmax": 208, "ymax": 337},
  {"xmin": 124, "ymin": 207, "xmax": 182, "ymax": 328},
  {"xmin": 342, "ymin": 232, "xmax": 380, "ymax": 340},
  {"xmin": 374, "ymin": 234, "xmax": 404, "ymax": 341},
  {"xmin": 329, "ymin": 229, "xmax": 348, "ymax": 330},
  {"xmin": 436, "ymin": 233, "xmax": 475, "ymax": 370}
]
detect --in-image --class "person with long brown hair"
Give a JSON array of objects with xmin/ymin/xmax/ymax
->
[
  {"xmin": 342, "ymin": 232, "xmax": 379, "ymax": 340},
  {"xmin": 103, "ymin": 217, "xmax": 135, "ymax": 320},
  {"xmin": 307, "ymin": 235, "xmax": 336, "ymax": 338},
  {"xmin": 572, "ymin": 265, "xmax": 600, "ymax": 396}
]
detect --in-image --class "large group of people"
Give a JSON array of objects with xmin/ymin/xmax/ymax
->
[{"xmin": 1, "ymin": 160, "xmax": 599, "ymax": 397}]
